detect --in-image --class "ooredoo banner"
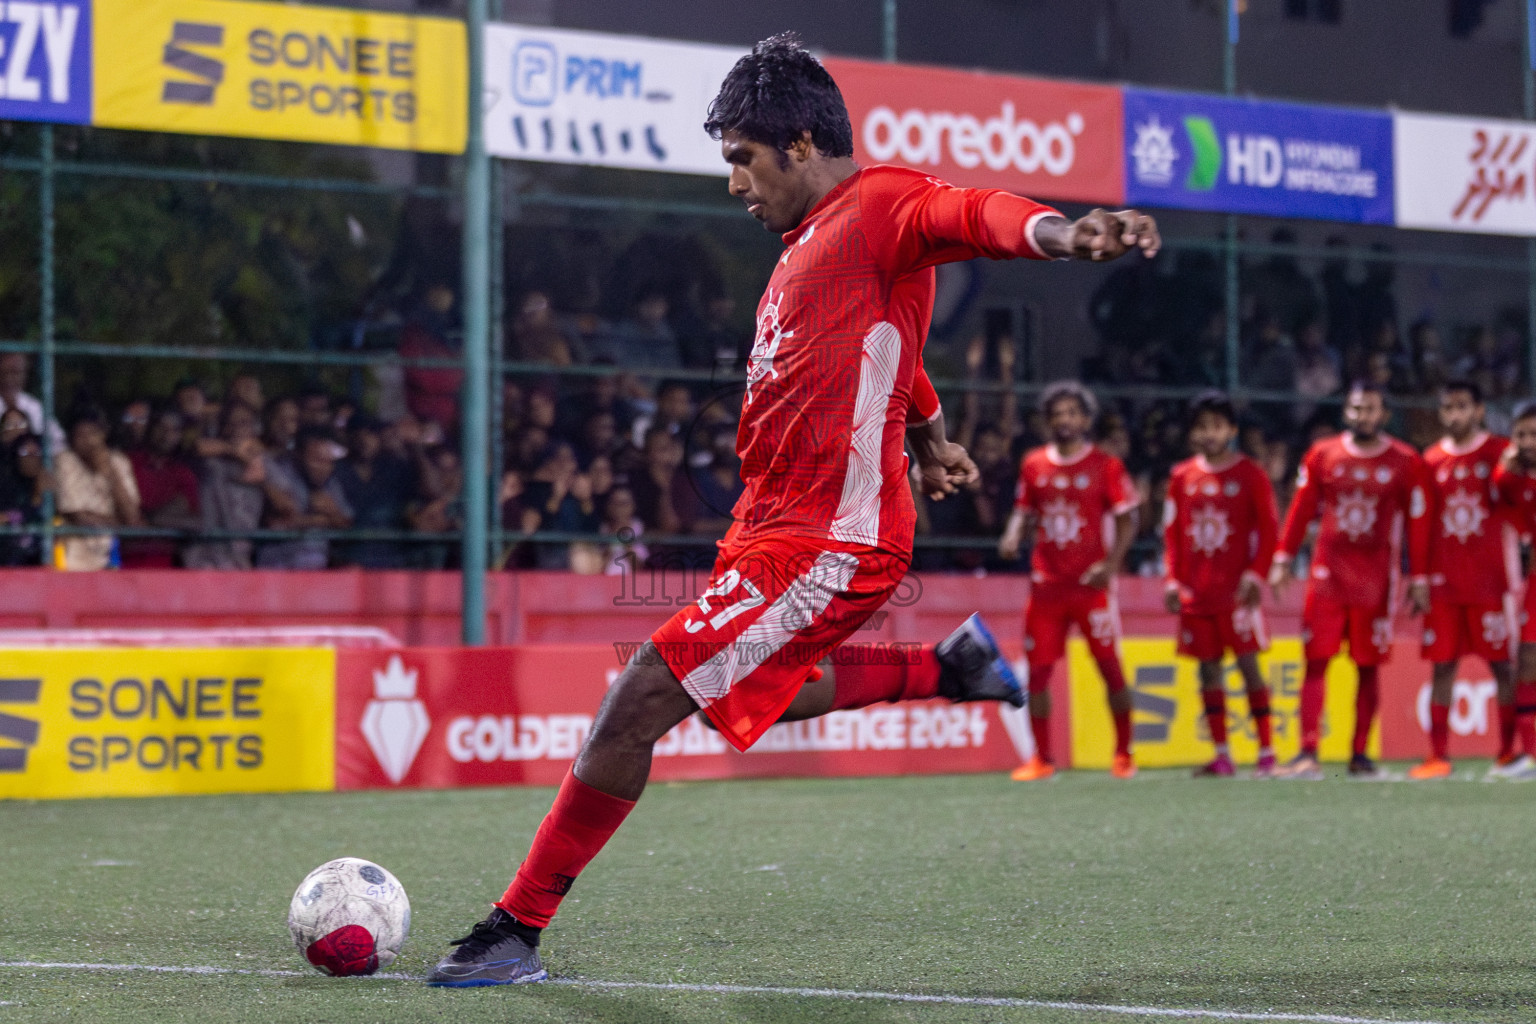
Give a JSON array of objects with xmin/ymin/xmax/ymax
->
[
  {"xmin": 1394, "ymin": 111, "xmax": 1536, "ymax": 236},
  {"xmin": 0, "ymin": 647, "xmax": 335, "ymax": 799},
  {"xmin": 483, "ymin": 23, "xmax": 741, "ymax": 174},
  {"xmin": 0, "ymin": 0, "xmax": 92, "ymax": 125},
  {"xmin": 1124, "ymin": 88, "xmax": 1394, "ymax": 224},
  {"xmin": 334, "ymin": 646, "xmax": 1033, "ymax": 791},
  {"xmin": 92, "ymin": 0, "xmax": 466, "ymax": 153},
  {"xmin": 824, "ymin": 56, "xmax": 1124, "ymax": 206}
]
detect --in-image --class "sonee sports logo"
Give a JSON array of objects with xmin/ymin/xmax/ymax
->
[
  {"xmin": 162, "ymin": 21, "xmax": 225, "ymax": 105},
  {"xmin": 0, "ymin": 677, "xmax": 41, "ymax": 772}
]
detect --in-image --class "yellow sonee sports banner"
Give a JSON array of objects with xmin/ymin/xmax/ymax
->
[
  {"xmin": 1068, "ymin": 637, "xmax": 1379, "ymax": 769},
  {"xmin": 93, "ymin": 0, "xmax": 466, "ymax": 153},
  {"xmin": 0, "ymin": 647, "xmax": 335, "ymax": 800}
]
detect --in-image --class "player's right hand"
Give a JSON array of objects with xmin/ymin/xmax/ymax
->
[
  {"xmin": 998, "ymin": 532, "xmax": 1020, "ymax": 560},
  {"xmin": 1162, "ymin": 586, "xmax": 1181, "ymax": 615},
  {"xmin": 1267, "ymin": 560, "xmax": 1293, "ymax": 597}
]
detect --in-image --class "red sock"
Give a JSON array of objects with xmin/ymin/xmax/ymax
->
[
  {"xmin": 1498, "ymin": 699, "xmax": 1517, "ymax": 760},
  {"xmin": 1248, "ymin": 688, "xmax": 1273, "ymax": 748},
  {"xmin": 1429, "ymin": 702, "xmax": 1450, "ymax": 760},
  {"xmin": 1029, "ymin": 662, "xmax": 1053, "ymax": 763},
  {"xmin": 1097, "ymin": 656, "xmax": 1133, "ymax": 757},
  {"xmin": 498, "ymin": 769, "xmax": 636, "ymax": 928},
  {"xmin": 1202, "ymin": 689, "xmax": 1228, "ymax": 746},
  {"xmin": 1353, "ymin": 665, "xmax": 1380, "ymax": 756},
  {"xmin": 1516, "ymin": 682, "xmax": 1536, "ymax": 757},
  {"xmin": 828, "ymin": 644, "xmax": 940, "ymax": 709},
  {"xmin": 1300, "ymin": 659, "xmax": 1328, "ymax": 755}
]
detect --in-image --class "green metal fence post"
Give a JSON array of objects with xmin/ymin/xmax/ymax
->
[
  {"xmin": 39, "ymin": 124, "xmax": 56, "ymax": 565},
  {"xmin": 1222, "ymin": 0, "xmax": 1239, "ymax": 395},
  {"xmin": 489, "ymin": 157, "xmax": 505, "ymax": 573},
  {"xmin": 461, "ymin": 0, "xmax": 491, "ymax": 644},
  {"xmin": 883, "ymin": 0, "xmax": 897, "ymax": 62},
  {"xmin": 1526, "ymin": 0, "xmax": 1536, "ymax": 393}
]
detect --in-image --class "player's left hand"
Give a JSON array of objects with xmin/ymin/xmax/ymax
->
[
  {"xmin": 1407, "ymin": 579, "xmax": 1431, "ymax": 616},
  {"xmin": 1081, "ymin": 560, "xmax": 1114, "ymax": 590},
  {"xmin": 1236, "ymin": 575, "xmax": 1263, "ymax": 609},
  {"xmin": 917, "ymin": 441, "xmax": 979, "ymax": 500},
  {"xmin": 1069, "ymin": 209, "xmax": 1161, "ymax": 262}
]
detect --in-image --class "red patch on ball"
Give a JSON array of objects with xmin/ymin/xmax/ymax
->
[{"xmin": 305, "ymin": 924, "xmax": 380, "ymax": 977}]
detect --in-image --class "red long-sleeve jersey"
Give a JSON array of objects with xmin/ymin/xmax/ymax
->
[
  {"xmin": 1163, "ymin": 454, "xmax": 1278, "ymax": 614},
  {"xmin": 1276, "ymin": 433, "xmax": 1430, "ymax": 609},
  {"xmin": 732, "ymin": 165, "xmax": 1060, "ymax": 554}
]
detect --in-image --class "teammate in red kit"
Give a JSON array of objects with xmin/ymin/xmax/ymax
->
[
  {"xmin": 1410, "ymin": 380, "xmax": 1516, "ymax": 780},
  {"xmin": 427, "ymin": 34, "xmax": 1161, "ymax": 986},
  {"xmin": 1162, "ymin": 392, "xmax": 1280, "ymax": 778},
  {"xmin": 1269, "ymin": 381, "xmax": 1430, "ymax": 780},
  {"xmin": 1000, "ymin": 381, "xmax": 1140, "ymax": 781},
  {"xmin": 1490, "ymin": 401, "xmax": 1536, "ymax": 779}
]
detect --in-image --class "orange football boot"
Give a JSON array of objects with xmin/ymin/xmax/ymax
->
[
  {"xmin": 1111, "ymin": 752, "xmax": 1137, "ymax": 779},
  {"xmin": 1011, "ymin": 756, "xmax": 1056, "ymax": 782},
  {"xmin": 1407, "ymin": 757, "xmax": 1452, "ymax": 780}
]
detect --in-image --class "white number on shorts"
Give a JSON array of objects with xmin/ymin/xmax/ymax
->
[{"xmin": 684, "ymin": 570, "xmax": 766, "ymax": 633}]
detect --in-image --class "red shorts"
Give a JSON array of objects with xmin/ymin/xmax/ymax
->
[
  {"xmin": 651, "ymin": 535, "xmax": 907, "ymax": 753},
  {"xmin": 1024, "ymin": 581, "xmax": 1120, "ymax": 667},
  {"xmin": 1302, "ymin": 584, "xmax": 1393, "ymax": 666},
  {"xmin": 1177, "ymin": 605, "xmax": 1268, "ymax": 662},
  {"xmin": 1422, "ymin": 593, "xmax": 1514, "ymax": 663}
]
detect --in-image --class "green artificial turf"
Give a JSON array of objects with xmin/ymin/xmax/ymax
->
[{"xmin": 1, "ymin": 769, "xmax": 1534, "ymax": 1023}]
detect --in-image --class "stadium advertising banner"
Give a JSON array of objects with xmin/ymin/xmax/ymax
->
[
  {"xmin": 91, "ymin": 0, "xmax": 466, "ymax": 153},
  {"xmin": 1068, "ymin": 638, "xmax": 1376, "ymax": 769},
  {"xmin": 333, "ymin": 646, "xmax": 1031, "ymax": 790},
  {"xmin": 483, "ymin": 23, "xmax": 742, "ymax": 175},
  {"xmin": 1376, "ymin": 649, "xmax": 1503, "ymax": 761},
  {"xmin": 0, "ymin": 0, "xmax": 92, "ymax": 125},
  {"xmin": 1394, "ymin": 111, "xmax": 1536, "ymax": 236},
  {"xmin": 0, "ymin": 647, "xmax": 335, "ymax": 800},
  {"xmin": 1123, "ymin": 88, "xmax": 1394, "ymax": 224},
  {"xmin": 823, "ymin": 56, "xmax": 1124, "ymax": 206}
]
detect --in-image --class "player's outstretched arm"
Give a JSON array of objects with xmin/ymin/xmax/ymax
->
[{"xmin": 1033, "ymin": 209, "xmax": 1161, "ymax": 262}]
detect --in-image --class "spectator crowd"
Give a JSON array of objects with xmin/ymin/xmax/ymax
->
[{"xmin": 0, "ymin": 233, "xmax": 1525, "ymax": 575}]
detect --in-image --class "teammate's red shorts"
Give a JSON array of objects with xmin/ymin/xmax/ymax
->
[
  {"xmin": 650, "ymin": 534, "xmax": 907, "ymax": 753},
  {"xmin": 1302, "ymin": 584, "xmax": 1392, "ymax": 665},
  {"xmin": 1177, "ymin": 604, "xmax": 1268, "ymax": 662},
  {"xmin": 1422, "ymin": 592, "xmax": 1514, "ymax": 663},
  {"xmin": 1024, "ymin": 580, "xmax": 1120, "ymax": 666}
]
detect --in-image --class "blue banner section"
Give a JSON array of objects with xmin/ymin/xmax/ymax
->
[
  {"xmin": 0, "ymin": 0, "xmax": 92, "ymax": 125},
  {"xmin": 1123, "ymin": 88, "xmax": 1394, "ymax": 224}
]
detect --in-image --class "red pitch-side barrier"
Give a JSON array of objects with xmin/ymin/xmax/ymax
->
[{"xmin": 1, "ymin": 570, "xmax": 1508, "ymax": 773}]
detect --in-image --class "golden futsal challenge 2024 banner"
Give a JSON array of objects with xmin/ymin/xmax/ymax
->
[{"xmin": 92, "ymin": 0, "xmax": 466, "ymax": 153}]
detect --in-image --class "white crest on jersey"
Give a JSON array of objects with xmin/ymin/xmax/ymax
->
[
  {"xmin": 1441, "ymin": 489, "xmax": 1488, "ymax": 542},
  {"xmin": 1187, "ymin": 503, "xmax": 1232, "ymax": 557},
  {"xmin": 746, "ymin": 290, "xmax": 793, "ymax": 405},
  {"xmin": 1335, "ymin": 488, "xmax": 1379, "ymax": 541},
  {"xmin": 1040, "ymin": 495, "xmax": 1085, "ymax": 548}
]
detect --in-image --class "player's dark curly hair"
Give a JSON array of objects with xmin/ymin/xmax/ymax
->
[
  {"xmin": 1187, "ymin": 389, "xmax": 1237, "ymax": 429},
  {"xmin": 704, "ymin": 32, "xmax": 854, "ymax": 159},
  {"xmin": 1514, "ymin": 400, "xmax": 1536, "ymax": 423},
  {"xmin": 1038, "ymin": 380, "xmax": 1098, "ymax": 421},
  {"xmin": 1440, "ymin": 376, "xmax": 1483, "ymax": 405}
]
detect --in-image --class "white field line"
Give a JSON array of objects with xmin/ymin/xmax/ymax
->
[{"xmin": 0, "ymin": 961, "xmax": 1468, "ymax": 1024}]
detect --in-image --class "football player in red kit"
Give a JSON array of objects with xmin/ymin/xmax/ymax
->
[
  {"xmin": 426, "ymin": 34, "xmax": 1161, "ymax": 986},
  {"xmin": 1162, "ymin": 392, "xmax": 1280, "ymax": 778},
  {"xmin": 1000, "ymin": 381, "xmax": 1140, "ymax": 781},
  {"xmin": 1410, "ymin": 380, "xmax": 1516, "ymax": 780},
  {"xmin": 1269, "ymin": 381, "xmax": 1430, "ymax": 779},
  {"xmin": 1491, "ymin": 401, "xmax": 1536, "ymax": 779}
]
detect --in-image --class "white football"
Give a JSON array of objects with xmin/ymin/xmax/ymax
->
[{"xmin": 288, "ymin": 857, "xmax": 411, "ymax": 976}]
